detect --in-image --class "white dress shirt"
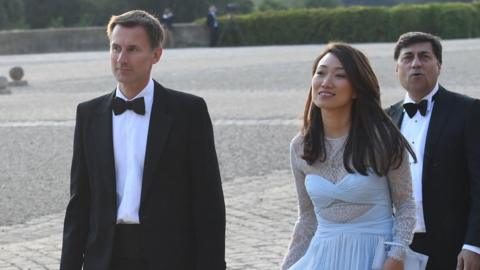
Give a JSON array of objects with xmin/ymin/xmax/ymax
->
[
  {"xmin": 401, "ymin": 83, "xmax": 438, "ymax": 233},
  {"xmin": 401, "ymin": 82, "xmax": 480, "ymax": 254},
  {"xmin": 112, "ymin": 79, "xmax": 154, "ymax": 224}
]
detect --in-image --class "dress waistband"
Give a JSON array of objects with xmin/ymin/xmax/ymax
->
[{"xmin": 316, "ymin": 216, "xmax": 393, "ymax": 236}]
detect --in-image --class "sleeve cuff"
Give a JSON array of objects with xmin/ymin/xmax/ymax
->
[
  {"xmin": 463, "ymin": 244, "xmax": 480, "ymax": 255},
  {"xmin": 387, "ymin": 245, "xmax": 406, "ymax": 261}
]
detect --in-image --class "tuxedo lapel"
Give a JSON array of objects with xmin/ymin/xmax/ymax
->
[
  {"xmin": 141, "ymin": 82, "xmax": 173, "ymax": 206},
  {"xmin": 423, "ymin": 87, "xmax": 453, "ymax": 178},
  {"xmin": 92, "ymin": 91, "xmax": 117, "ymax": 215},
  {"xmin": 389, "ymin": 101, "xmax": 405, "ymax": 127}
]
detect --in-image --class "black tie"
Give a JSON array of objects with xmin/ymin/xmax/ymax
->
[
  {"xmin": 112, "ymin": 97, "xmax": 145, "ymax": 115},
  {"xmin": 403, "ymin": 99, "xmax": 428, "ymax": 118}
]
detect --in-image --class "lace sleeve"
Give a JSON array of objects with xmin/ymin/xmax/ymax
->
[
  {"xmin": 386, "ymin": 150, "xmax": 416, "ymax": 260},
  {"xmin": 281, "ymin": 139, "xmax": 317, "ymax": 270}
]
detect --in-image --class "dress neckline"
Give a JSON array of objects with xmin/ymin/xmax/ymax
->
[{"xmin": 325, "ymin": 133, "xmax": 348, "ymax": 141}]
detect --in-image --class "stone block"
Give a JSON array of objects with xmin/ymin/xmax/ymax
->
[
  {"xmin": 0, "ymin": 76, "xmax": 11, "ymax": 94},
  {"xmin": 8, "ymin": 67, "xmax": 28, "ymax": 87}
]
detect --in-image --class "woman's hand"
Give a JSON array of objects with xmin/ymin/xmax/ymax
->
[{"xmin": 382, "ymin": 257, "xmax": 404, "ymax": 270}]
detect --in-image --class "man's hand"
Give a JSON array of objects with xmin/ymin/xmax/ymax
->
[
  {"xmin": 457, "ymin": 249, "xmax": 480, "ymax": 270},
  {"xmin": 383, "ymin": 257, "xmax": 404, "ymax": 270}
]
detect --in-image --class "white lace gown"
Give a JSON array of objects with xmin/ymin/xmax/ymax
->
[{"xmin": 282, "ymin": 134, "xmax": 416, "ymax": 270}]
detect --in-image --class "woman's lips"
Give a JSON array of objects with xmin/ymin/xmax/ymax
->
[{"xmin": 318, "ymin": 91, "xmax": 335, "ymax": 97}]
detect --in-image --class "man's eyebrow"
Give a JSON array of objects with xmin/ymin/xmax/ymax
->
[{"xmin": 418, "ymin": 50, "xmax": 432, "ymax": 55}]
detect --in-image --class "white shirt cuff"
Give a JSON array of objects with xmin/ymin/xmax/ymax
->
[{"xmin": 463, "ymin": 244, "xmax": 480, "ymax": 255}]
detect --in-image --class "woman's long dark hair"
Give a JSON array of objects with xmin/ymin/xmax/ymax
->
[{"xmin": 302, "ymin": 42, "xmax": 415, "ymax": 176}]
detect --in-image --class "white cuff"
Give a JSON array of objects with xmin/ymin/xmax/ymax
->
[{"xmin": 463, "ymin": 244, "xmax": 480, "ymax": 255}]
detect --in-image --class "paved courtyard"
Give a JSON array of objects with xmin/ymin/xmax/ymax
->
[{"xmin": 1, "ymin": 40, "xmax": 480, "ymax": 269}]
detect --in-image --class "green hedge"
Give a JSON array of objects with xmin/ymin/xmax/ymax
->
[
  {"xmin": 0, "ymin": 0, "xmax": 25, "ymax": 30},
  {"xmin": 474, "ymin": 3, "xmax": 480, "ymax": 36},
  {"xmin": 218, "ymin": 2, "xmax": 480, "ymax": 46}
]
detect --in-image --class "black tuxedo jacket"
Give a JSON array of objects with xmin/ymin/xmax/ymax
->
[
  {"xmin": 60, "ymin": 81, "xmax": 226, "ymax": 270},
  {"xmin": 387, "ymin": 86, "xmax": 480, "ymax": 270}
]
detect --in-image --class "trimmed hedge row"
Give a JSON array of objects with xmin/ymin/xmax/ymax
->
[
  {"xmin": 218, "ymin": 3, "xmax": 480, "ymax": 46},
  {"xmin": 0, "ymin": 0, "xmax": 25, "ymax": 30}
]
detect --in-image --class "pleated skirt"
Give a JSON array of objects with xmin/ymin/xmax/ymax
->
[{"xmin": 289, "ymin": 232, "xmax": 388, "ymax": 270}]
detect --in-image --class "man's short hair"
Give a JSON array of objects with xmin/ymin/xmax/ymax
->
[
  {"xmin": 107, "ymin": 10, "xmax": 164, "ymax": 49},
  {"xmin": 394, "ymin": 32, "xmax": 443, "ymax": 64}
]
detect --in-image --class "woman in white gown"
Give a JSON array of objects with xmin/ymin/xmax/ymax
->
[{"xmin": 282, "ymin": 43, "xmax": 416, "ymax": 270}]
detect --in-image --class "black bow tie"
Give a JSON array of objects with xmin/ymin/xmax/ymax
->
[
  {"xmin": 112, "ymin": 97, "xmax": 145, "ymax": 115},
  {"xmin": 403, "ymin": 99, "xmax": 428, "ymax": 118}
]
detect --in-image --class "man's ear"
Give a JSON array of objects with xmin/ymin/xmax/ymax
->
[{"xmin": 153, "ymin": 47, "xmax": 163, "ymax": 64}]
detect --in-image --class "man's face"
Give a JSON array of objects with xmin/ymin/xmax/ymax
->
[
  {"xmin": 395, "ymin": 42, "xmax": 441, "ymax": 101},
  {"xmin": 110, "ymin": 25, "xmax": 162, "ymax": 94}
]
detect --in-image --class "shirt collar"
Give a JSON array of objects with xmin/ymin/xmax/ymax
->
[
  {"xmin": 403, "ymin": 82, "xmax": 439, "ymax": 105},
  {"xmin": 402, "ymin": 82, "xmax": 439, "ymax": 116},
  {"xmin": 115, "ymin": 78, "xmax": 154, "ymax": 101}
]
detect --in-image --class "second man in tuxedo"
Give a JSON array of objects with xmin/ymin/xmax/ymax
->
[
  {"xmin": 387, "ymin": 31, "xmax": 480, "ymax": 270},
  {"xmin": 60, "ymin": 10, "xmax": 226, "ymax": 270}
]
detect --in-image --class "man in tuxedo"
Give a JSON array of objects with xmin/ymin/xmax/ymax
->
[
  {"xmin": 387, "ymin": 31, "xmax": 480, "ymax": 270},
  {"xmin": 60, "ymin": 10, "xmax": 226, "ymax": 270}
]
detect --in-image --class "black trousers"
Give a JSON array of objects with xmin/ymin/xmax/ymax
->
[
  {"xmin": 111, "ymin": 224, "xmax": 148, "ymax": 270},
  {"xmin": 209, "ymin": 27, "xmax": 219, "ymax": 47}
]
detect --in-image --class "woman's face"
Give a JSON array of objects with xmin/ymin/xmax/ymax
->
[{"xmin": 311, "ymin": 53, "xmax": 356, "ymax": 112}]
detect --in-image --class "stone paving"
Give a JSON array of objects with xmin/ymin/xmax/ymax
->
[
  {"xmin": 1, "ymin": 40, "xmax": 480, "ymax": 269},
  {"xmin": 0, "ymin": 170, "xmax": 297, "ymax": 270}
]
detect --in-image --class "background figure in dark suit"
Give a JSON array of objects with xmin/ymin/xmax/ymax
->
[
  {"xmin": 206, "ymin": 5, "xmax": 219, "ymax": 47},
  {"xmin": 387, "ymin": 31, "xmax": 480, "ymax": 270},
  {"xmin": 60, "ymin": 10, "xmax": 226, "ymax": 270},
  {"xmin": 160, "ymin": 8, "xmax": 175, "ymax": 48},
  {"xmin": 160, "ymin": 8, "xmax": 174, "ymax": 30}
]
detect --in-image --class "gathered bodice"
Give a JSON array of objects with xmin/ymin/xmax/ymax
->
[
  {"xmin": 307, "ymin": 173, "xmax": 391, "ymax": 209},
  {"xmin": 306, "ymin": 173, "xmax": 393, "ymax": 236}
]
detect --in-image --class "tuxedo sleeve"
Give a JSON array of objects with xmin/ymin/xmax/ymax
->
[
  {"xmin": 188, "ymin": 98, "xmax": 226, "ymax": 270},
  {"xmin": 60, "ymin": 104, "xmax": 90, "ymax": 270},
  {"xmin": 464, "ymin": 99, "xmax": 480, "ymax": 247}
]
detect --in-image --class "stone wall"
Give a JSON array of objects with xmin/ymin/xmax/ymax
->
[{"xmin": 0, "ymin": 23, "xmax": 209, "ymax": 55}]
